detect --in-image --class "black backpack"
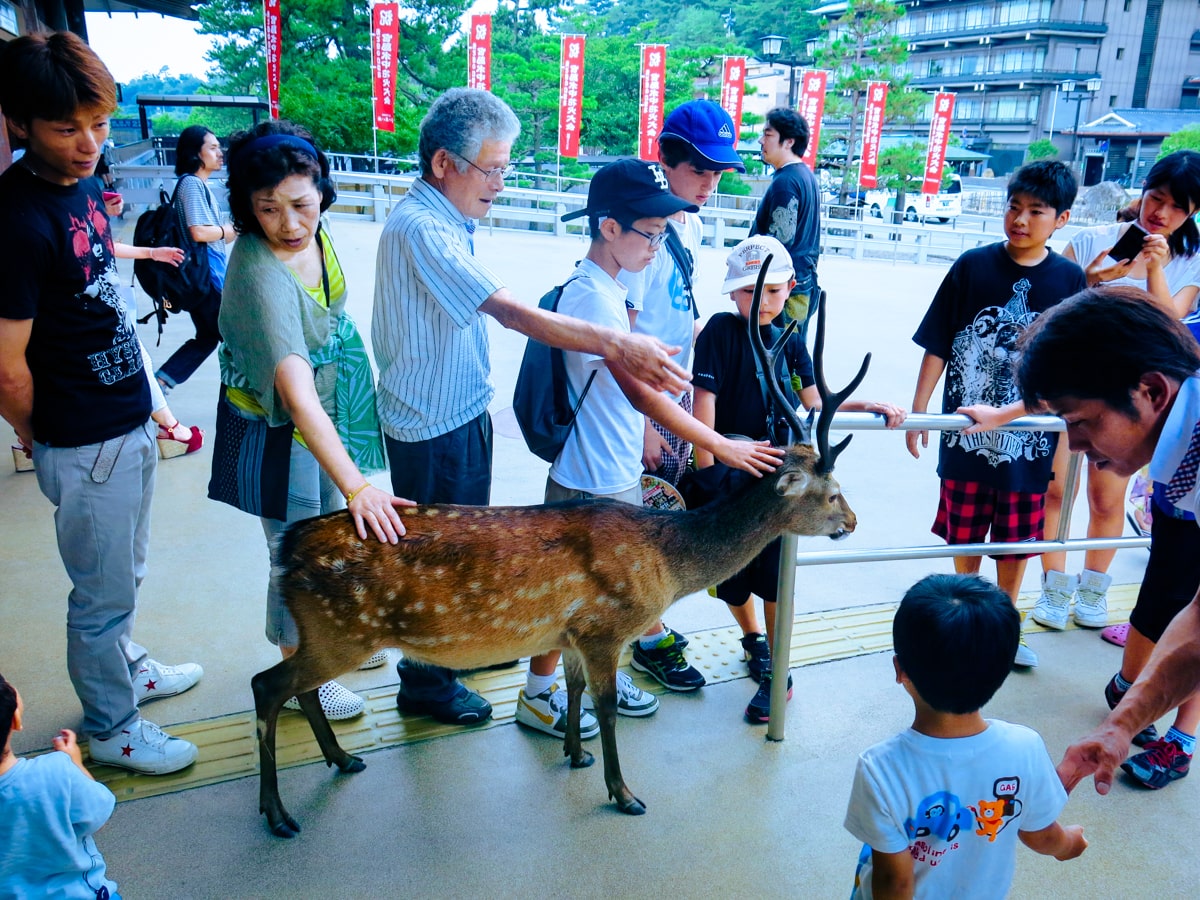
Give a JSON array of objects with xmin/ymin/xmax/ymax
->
[
  {"xmin": 133, "ymin": 179, "xmax": 210, "ymax": 342},
  {"xmin": 513, "ymin": 276, "xmax": 597, "ymax": 463}
]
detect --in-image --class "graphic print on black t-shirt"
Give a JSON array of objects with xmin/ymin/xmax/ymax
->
[
  {"xmin": 944, "ymin": 277, "xmax": 1053, "ymax": 469},
  {"xmin": 70, "ymin": 193, "xmax": 143, "ymax": 385}
]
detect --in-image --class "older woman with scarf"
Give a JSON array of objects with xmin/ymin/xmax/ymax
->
[{"xmin": 210, "ymin": 121, "xmax": 412, "ymax": 719}]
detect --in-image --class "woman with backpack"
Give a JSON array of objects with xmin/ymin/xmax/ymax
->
[{"xmin": 152, "ymin": 126, "xmax": 235, "ymax": 410}]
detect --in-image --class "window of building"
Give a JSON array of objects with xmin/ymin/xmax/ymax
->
[
  {"xmin": 1124, "ymin": 0, "xmax": 1132, "ymax": 10},
  {"xmin": 1116, "ymin": 47, "xmax": 1125, "ymax": 59},
  {"xmin": 1192, "ymin": 30, "xmax": 1200, "ymax": 52},
  {"xmin": 1110, "ymin": 94, "xmax": 1117, "ymax": 105}
]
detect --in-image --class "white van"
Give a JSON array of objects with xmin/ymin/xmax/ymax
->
[{"xmin": 865, "ymin": 174, "xmax": 962, "ymax": 224}]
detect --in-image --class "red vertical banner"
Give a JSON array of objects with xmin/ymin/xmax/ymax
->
[
  {"xmin": 797, "ymin": 70, "xmax": 827, "ymax": 170},
  {"xmin": 858, "ymin": 81, "xmax": 889, "ymax": 189},
  {"xmin": 263, "ymin": 0, "xmax": 281, "ymax": 119},
  {"xmin": 720, "ymin": 57, "xmax": 747, "ymax": 142},
  {"xmin": 371, "ymin": 3, "xmax": 400, "ymax": 133},
  {"xmin": 923, "ymin": 92, "xmax": 956, "ymax": 195},
  {"xmin": 558, "ymin": 35, "xmax": 586, "ymax": 158},
  {"xmin": 467, "ymin": 14, "xmax": 491, "ymax": 91},
  {"xmin": 638, "ymin": 44, "xmax": 667, "ymax": 161}
]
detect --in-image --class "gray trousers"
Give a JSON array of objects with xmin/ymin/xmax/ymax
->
[
  {"xmin": 33, "ymin": 422, "xmax": 155, "ymax": 739},
  {"xmin": 259, "ymin": 439, "xmax": 344, "ymax": 649}
]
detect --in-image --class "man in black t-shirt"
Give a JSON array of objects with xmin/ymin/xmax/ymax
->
[
  {"xmin": 753, "ymin": 107, "xmax": 822, "ymax": 343},
  {"xmin": 0, "ymin": 33, "xmax": 201, "ymax": 775}
]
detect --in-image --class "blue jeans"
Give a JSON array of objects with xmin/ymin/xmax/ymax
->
[
  {"xmin": 33, "ymin": 422, "xmax": 155, "ymax": 739},
  {"xmin": 259, "ymin": 439, "xmax": 344, "ymax": 648},
  {"xmin": 385, "ymin": 412, "xmax": 492, "ymax": 700}
]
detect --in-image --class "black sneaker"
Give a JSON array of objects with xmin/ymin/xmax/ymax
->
[
  {"xmin": 630, "ymin": 633, "xmax": 706, "ymax": 691},
  {"xmin": 745, "ymin": 671, "xmax": 793, "ymax": 723},
  {"xmin": 667, "ymin": 627, "xmax": 689, "ymax": 651},
  {"xmin": 1121, "ymin": 737, "xmax": 1192, "ymax": 789},
  {"xmin": 740, "ymin": 633, "xmax": 772, "ymax": 683},
  {"xmin": 1104, "ymin": 673, "xmax": 1159, "ymax": 747},
  {"xmin": 396, "ymin": 682, "xmax": 493, "ymax": 725}
]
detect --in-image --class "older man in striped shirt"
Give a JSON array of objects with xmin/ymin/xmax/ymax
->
[{"xmin": 372, "ymin": 88, "xmax": 690, "ymax": 725}]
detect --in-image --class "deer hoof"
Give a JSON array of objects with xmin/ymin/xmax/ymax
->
[
  {"xmin": 616, "ymin": 795, "xmax": 647, "ymax": 816},
  {"xmin": 268, "ymin": 814, "xmax": 302, "ymax": 838},
  {"xmin": 568, "ymin": 749, "xmax": 595, "ymax": 769},
  {"xmin": 332, "ymin": 754, "xmax": 366, "ymax": 774}
]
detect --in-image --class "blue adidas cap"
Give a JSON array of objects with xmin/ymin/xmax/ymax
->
[{"xmin": 660, "ymin": 100, "xmax": 746, "ymax": 173}]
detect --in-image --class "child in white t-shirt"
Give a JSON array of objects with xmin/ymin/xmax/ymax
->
[
  {"xmin": 0, "ymin": 673, "xmax": 121, "ymax": 899},
  {"xmin": 844, "ymin": 574, "xmax": 1086, "ymax": 898}
]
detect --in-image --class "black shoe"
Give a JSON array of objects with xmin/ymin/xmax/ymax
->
[
  {"xmin": 739, "ymin": 632, "xmax": 771, "ymax": 683},
  {"xmin": 630, "ymin": 633, "xmax": 706, "ymax": 691},
  {"xmin": 745, "ymin": 671, "xmax": 793, "ymax": 723},
  {"xmin": 396, "ymin": 682, "xmax": 493, "ymax": 725},
  {"xmin": 1104, "ymin": 673, "xmax": 1158, "ymax": 747}
]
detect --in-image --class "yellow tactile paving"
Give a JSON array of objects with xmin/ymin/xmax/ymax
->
[{"xmin": 87, "ymin": 584, "xmax": 1139, "ymax": 802}]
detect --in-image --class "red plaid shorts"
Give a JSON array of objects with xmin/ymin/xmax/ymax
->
[{"xmin": 933, "ymin": 479, "xmax": 1046, "ymax": 560}]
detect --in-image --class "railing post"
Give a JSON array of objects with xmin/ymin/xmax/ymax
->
[
  {"xmin": 766, "ymin": 532, "xmax": 800, "ymax": 742},
  {"xmin": 714, "ymin": 216, "xmax": 726, "ymax": 248},
  {"xmin": 372, "ymin": 183, "xmax": 386, "ymax": 223},
  {"xmin": 555, "ymin": 203, "xmax": 567, "ymax": 237}
]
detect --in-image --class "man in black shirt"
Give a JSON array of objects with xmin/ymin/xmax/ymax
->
[
  {"xmin": 753, "ymin": 107, "xmax": 822, "ymax": 344},
  {"xmin": 0, "ymin": 33, "xmax": 201, "ymax": 775}
]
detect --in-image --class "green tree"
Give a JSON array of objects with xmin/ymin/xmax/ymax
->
[
  {"xmin": 197, "ymin": 0, "xmax": 469, "ymax": 154},
  {"xmin": 1025, "ymin": 139, "xmax": 1059, "ymax": 161},
  {"xmin": 1159, "ymin": 125, "xmax": 1200, "ymax": 159},
  {"xmin": 874, "ymin": 141, "xmax": 924, "ymax": 222},
  {"xmin": 812, "ymin": 0, "xmax": 922, "ymax": 203}
]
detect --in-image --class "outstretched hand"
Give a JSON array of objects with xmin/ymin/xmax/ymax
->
[
  {"xmin": 615, "ymin": 333, "xmax": 691, "ymax": 395},
  {"xmin": 1056, "ymin": 724, "xmax": 1131, "ymax": 795},
  {"xmin": 714, "ymin": 438, "xmax": 785, "ymax": 476},
  {"xmin": 347, "ymin": 484, "xmax": 416, "ymax": 544}
]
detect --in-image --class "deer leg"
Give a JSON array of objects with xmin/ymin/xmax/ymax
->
[
  {"xmin": 560, "ymin": 651, "xmax": 594, "ymax": 770},
  {"xmin": 583, "ymin": 651, "xmax": 645, "ymax": 815},
  {"xmin": 293, "ymin": 687, "xmax": 366, "ymax": 775},
  {"xmin": 252, "ymin": 660, "xmax": 303, "ymax": 838}
]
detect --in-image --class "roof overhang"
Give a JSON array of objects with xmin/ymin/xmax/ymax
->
[{"xmin": 84, "ymin": 0, "xmax": 200, "ymax": 22}]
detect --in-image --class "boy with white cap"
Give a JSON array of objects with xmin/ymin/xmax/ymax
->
[{"xmin": 692, "ymin": 235, "xmax": 905, "ymax": 722}]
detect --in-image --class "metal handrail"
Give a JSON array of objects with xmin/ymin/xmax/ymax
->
[{"xmin": 767, "ymin": 410, "xmax": 1144, "ymax": 739}]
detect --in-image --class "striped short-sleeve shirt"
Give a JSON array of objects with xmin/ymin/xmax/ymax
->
[{"xmin": 372, "ymin": 178, "xmax": 506, "ymax": 442}]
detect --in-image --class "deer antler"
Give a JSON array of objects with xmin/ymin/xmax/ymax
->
[
  {"xmin": 749, "ymin": 255, "xmax": 811, "ymax": 446},
  {"xmin": 812, "ymin": 289, "xmax": 871, "ymax": 474}
]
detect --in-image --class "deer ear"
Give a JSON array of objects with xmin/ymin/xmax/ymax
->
[{"xmin": 776, "ymin": 470, "xmax": 811, "ymax": 496}]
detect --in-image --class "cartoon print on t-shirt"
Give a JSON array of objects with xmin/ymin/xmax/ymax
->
[
  {"xmin": 971, "ymin": 776, "xmax": 1023, "ymax": 842},
  {"xmin": 944, "ymin": 277, "xmax": 1054, "ymax": 467},
  {"xmin": 770, "ymin": 195, "xmax": 799, "ymax": 245},
  {"xmin": 69, "ymin": 194, "xmax": 143, "ymax": 385}
]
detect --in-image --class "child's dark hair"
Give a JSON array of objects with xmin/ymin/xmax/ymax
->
[
  {"xmin": 225, "ymin": 120, "xmax": 336, "ymax": 237},
  {"xmin": 174, "ymin": 125, "xmax": 216, "ymax": 177},
  {"xmin": 0, "ymin": 673, "xmax": 17, "ymax": 752},
  {"xmin": 893, "ymin": 574, "xmax": 1019, "ymax": 714},
  {"xmin": 0, "ymin": 32, "xmax": 117, "ymax": 143},
  {"xmin": 1006, "ymin": 160, "xmax": 1078, "ymax": 214},
  {"xmin": 659, "ymin": 135, "xmax": 708, "ymax": 170},
  {"xmin": 1017, "ymin": 286, "xmax": 1200, "ymax": 415},
  {"xmin": 765, "ymin": 107, "xmax": 810, "ymax": 157},
  {"xmin": 1141, "ymin": 150, "xmax": 1200, "ymax": 258}
]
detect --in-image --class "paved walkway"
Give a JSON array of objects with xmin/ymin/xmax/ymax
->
[{"xmin": 0, "ymin": 218, "xmax": 1183, "ymax": 897}]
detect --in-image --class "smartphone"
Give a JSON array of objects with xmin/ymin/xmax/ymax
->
[
  {"xmin": 102, "ymin": 190, "xmax": 122, "ymax": 204},
  {"xmin": 1108, "ymin": 222, "xmax": 1148, "ymax": 262}
]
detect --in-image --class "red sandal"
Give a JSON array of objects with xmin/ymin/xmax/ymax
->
[{"xmin": 157, "ymin": 422, "xmax": 204, "ymax": 459}]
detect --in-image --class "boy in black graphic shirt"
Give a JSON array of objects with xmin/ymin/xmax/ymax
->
[
  {"xmin": 0, "ymin": 33, "xmax": 201, "ymax": 775},
  {"xmin": 906, "ymin": 161, "xmax": 1085, "ymax": 668}
]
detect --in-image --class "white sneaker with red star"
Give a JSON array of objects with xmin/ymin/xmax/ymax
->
[
  {"xmin": 133, "ymin": 658, "xmax": 203, "ymax": 705},
  {"xmin": 88, "ymin": 719, "xmax": 198, "ymax": 774}
]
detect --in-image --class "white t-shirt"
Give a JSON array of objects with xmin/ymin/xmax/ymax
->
[
  {"xmin": 620, "ymin": 212, "xmax": 702, "ymax": 401},
  {"xmin": 1070, "ymin": 222, "xmax": 1200, "ymax": 306},
  {"xmin": 550, "ymin": 258, "xmax": 645, "ymax": 495},
  {"xmin": 844, "ymin": 719, "xmax": 1066, "ymax": 900}
]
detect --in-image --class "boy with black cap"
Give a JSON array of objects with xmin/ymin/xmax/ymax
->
[{"xmin": 517, "ymin": 160, "xmax": 782, "ymax": 739}]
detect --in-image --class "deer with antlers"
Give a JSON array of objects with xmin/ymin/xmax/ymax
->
[{"xmin": 251, "ymin": 260, "xmax": 870, "ymax": 837}]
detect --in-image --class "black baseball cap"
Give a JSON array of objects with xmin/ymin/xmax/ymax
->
[{"xmin": 562, "ymin": 158, "xmax": 699, "ymax": 222}]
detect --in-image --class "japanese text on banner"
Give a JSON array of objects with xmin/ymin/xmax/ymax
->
[
  {"xmin": 720, "ymin": 57, "xmax": 747, "ymax": 142},
  {"xmin": 558, "ymin": 35, "xmax": 586, "ymax": 158},
  {"xmin": 797, "ymin": 70, "xmax": 827, "ymax": 170},
  {"xmin": 372, "ymin": 3, "xmax": 400, "ymax": 132},
  {"xmin": 263, "ymin": 0, "xmax": 281, "ymax": 119},
  {"xmin": 922, "ymin": 92, "xmax": 956, "ymax": 195},
  {"xmin": 858, "ymin": 81, "xmax": 889, "ymax": 189},
  {"xmin": 638, "ymin": 45, "xmax": 667, "ymax": 161},
  {"xmin": 468, "ymin": 14, "xmax": 492, "ymax": 91}
]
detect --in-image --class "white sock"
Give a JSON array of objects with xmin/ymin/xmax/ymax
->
[
  {"xmin": 639, "ymin": 626, "xmax": 668, "ymax": 649},
  {"xmin": 524, "ymin": 672, "xmax": 557, "ymax": 698}
]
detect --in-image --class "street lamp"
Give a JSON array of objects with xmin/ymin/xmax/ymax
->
[
  {"xmin": 1063, "ymin": 77, "xmax": 1102, "ymax": 174},
  {"xmin": 759, "ymin": 35, "xmax": 817, "ymax": 108}
]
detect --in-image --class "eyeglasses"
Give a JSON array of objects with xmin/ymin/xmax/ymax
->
[
  {"xmin": 449, "ymin": 151, "xmax": 516, "ymax": 183},
  {"xmin": 624, "ymin": 224, "xmax": 669, "ymax": 248}
]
